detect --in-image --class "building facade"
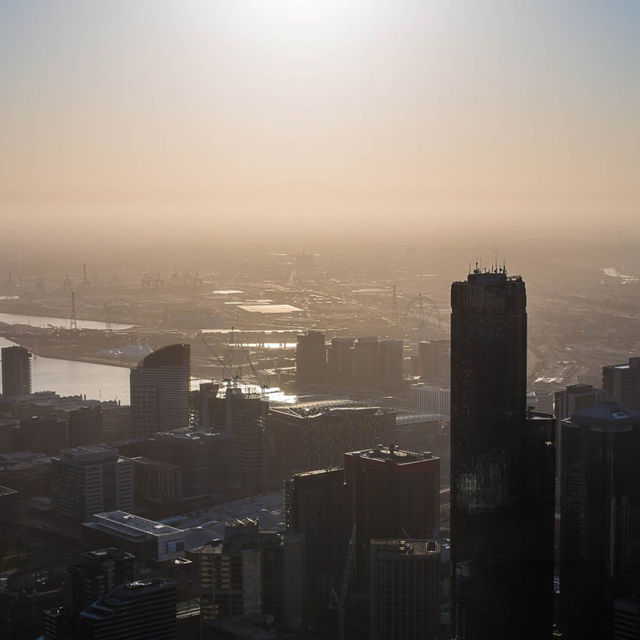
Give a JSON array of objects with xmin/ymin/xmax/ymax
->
[
  {"xmin": 560, "ymin": 402, "xmax": 640, "ymax": 639},
  {"xmin": 450, "ymin": 269, "xmax": 555, "ymax": 640},
  {"xmin": 369, "ymin": 539, "xmax": 440, "ymax": 640},
  {"xmin": 51, "ymin": 446, "xmax": 134, "ymax": 521},
  {"xmin": 130, "ymin": 344, "xmax": 190, "ymax": 437},
  {"xmin": 1, "ymin": 345, "xmax": 32, "ymax": 398}
]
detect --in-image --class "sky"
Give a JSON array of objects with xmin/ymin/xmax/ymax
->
[{"xmin": 0, "ymin": 1, "xmax": 639, "ymax": 240}]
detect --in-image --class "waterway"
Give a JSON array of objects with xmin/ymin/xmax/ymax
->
[
  {"xmin": 0, "ymin": 336, "xmax": 130, "ymax": 403},
  {"xmin": 0, "ymin": 311, "xmax": 132, "ymax": 331}
]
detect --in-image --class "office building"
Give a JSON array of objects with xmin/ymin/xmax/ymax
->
[
  {"xmin": 411, "ymin": 383, "xmax": 450, "ymax": 416},
  {"xmin": 450, "ymin": 268, "xmax": 555, "ymax": 640},
  {"xmin": 82, "ymin": 511, "xmax": 185, "ymax": 562},
  {"xmin": 76, "ymin": 578, "xmax": 177, "ymax": 639},
  {"xmin": 66, "ymin": 406, "xmax": 103, "ymax": 448},
  {"xmin": 554, "ymin": 383, "xmax": 605, "ymax": 507},
  {"xmin": 560, "ymin": 402, "xmax": 640, "ymax": 639},
  {"xmin": 0, "ymin": 567, "xmax": 65, "ymax": 640},
  {"xmin": 327, "ymin": 337, "xmax": 355, "ymax": 385},
  {"xmin": 130, "ymin": 344, "xmax": 190, "ymax": 437},
  {"xmin": 51, "ymin": 446, "xmax": 134, "ymax": 521},
  {"xmin": 296, "ymin": 331, "xmax": 326, "ymax": 384},
  {"xmin": 200, "ymin": 519, "xmax": 304, "ymax": 631},
  {"xmin": 612, "ymin": 599, "xmax": 640, "ymax": 640},
  {"xmin": 14, "ymin": 414, "xmax": 69, "ymax": 455},
  {"xmin": 70, "ymin": 548, "xmax": 136, "ymax": 614},
  {"xmin": 0, "ymin": 450, "xmax": 51, "ymax": 496},
  {"xmin": 352, "ymin": 336, "xmax": 379, "ymax": 388},
  {"xmin": 419, "ymin": 339, "xmax": 450, "ymax": 386},
  {"xmin": 1, "ymin": 345, "xmax": 31, "ymax": 398},
  {"xmin": 45, "ymin": 548, "xmax": 137, "ymax": 638},
  {"xmin": 285, "ymin": 468, "xmax": 351, "ymax": 627},
  {"xmin": 129, "ymin": 456, "xmax": 183, "ymax": 505},
  {"xmin": 378, "ymin": 339, "xmax": 404, "ymax": 390},
  {"xmin": 269, "ymin": 404, "xmax": 392, "ymax": 482},
  {"xmin": 209, "ymin": 388, "xmax": 270, "ymax": 493},
  {"xmin": 344, "ymin": 445, "xmax": 440, "ymax": 579},
  {"xmin": 150, "ymin": 429, "xmax": 233, "ymax": 497},
  {"xmin": 603, "ymin": 357, "xmax": 640, "ymax": 409},
  {"xmin": 369, "ymin": 539, "xmax": 440, "ymax": 640},
  {"xmin": 101, "ymin": 405, "xmax": 133, "ymax": 442}
]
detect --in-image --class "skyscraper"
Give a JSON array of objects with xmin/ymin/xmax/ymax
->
[
  {"xmin": 1, "ymin": 345, "xmax": 31, "ymax": 398},
  {"xmin": 344, "ymin": 445, "xmax": 440, "ymax": 580},
  {"xmin": 450, "ymin": 268, "xmax": 554, "ymax": 640},
  {"xmin": 130, "ymin": 344, "xmax": 190, "ymax": 437},
  {"xmin": 560, "ymin": 402, "xmax": 640, "ymax": 639}
]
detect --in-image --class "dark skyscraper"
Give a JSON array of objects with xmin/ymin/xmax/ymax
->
[
  {"xmin": 450, "ymin": 268, "xmax": 554, "ymax": 640},
  {"xmin": 1, "ymin": 345, "xmax": 32, "ymax": 398},
  {"xmin": 560, "ymin": 402, "xmax": 640, "ymax": 639},
  {"xmin": 344, "ymin": 445, "xmax": 440, "ymax": 580},
  {"xmin": 130, "ymin": 344, "xmax": 190, "ymax": 436}
]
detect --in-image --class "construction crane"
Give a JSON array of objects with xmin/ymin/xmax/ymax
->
[{"xmin": 329, "ymin": 524, "xmax": 356, "ymax": 640}]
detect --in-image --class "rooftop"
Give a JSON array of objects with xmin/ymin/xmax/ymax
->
[
  {"xmin": 346, "ymin": 444, "xmax": 435, "ymax": 464},
  {"xmin": 370, "ymin": 538, "xmax": 441, "ymax": 556},
  {"xmin": 86, "ymin": 511, "xmax": 183, "ymax": 540},
  {"xmin": 570, "ymin": 401, "xmax": 640, "ymax": 432}
]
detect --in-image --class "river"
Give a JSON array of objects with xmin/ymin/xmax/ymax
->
[
  {"xmin": 0, "ymin": 336, "xmax": 130, "ymax": 403},
  {"xmin": 0, "ymin": 311, "xmax": 132, "ymax": 331}
]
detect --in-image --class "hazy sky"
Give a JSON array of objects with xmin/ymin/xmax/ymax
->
[{"xmin": 1, "ymin": 1, "xmax": 639, "ymax": 237}]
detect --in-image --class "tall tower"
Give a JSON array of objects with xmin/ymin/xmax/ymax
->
[
  {"xmin": 130, "ymin": 344, "xmax": 190, "ymax": 436},
  {"xmin": 450, "ymin": 268, "xmax": 554, "ymax": 640},
  {"xmin": 560, "ymin": 402, "xmax": 640, "ymax": 639},
  {"xmin": 1, "ymin": 345, "xmax": 32, "ymax": 398}
]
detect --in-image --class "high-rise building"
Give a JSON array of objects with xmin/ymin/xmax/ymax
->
[
  {"xmin": 419, "ymin": 340, "xmax": 450, "ymax": 387},
  {"xmin": 209, "ymin": 387, "xmax": 270, "ymax": 493},
  {"xmin": 560, "ymin": 402, "xmax": 640, "ymax": 639},
  {"xmin": 603, "ymin": 357, "xmax": 640, "ymax": 409},
  {"xmin": 269, "ymin": 404, "xmax": 393, "ymax": 482},
  {"xmin": 200, "ymin": 519, "xmax": 304, "ymax": 633},
  {"xmin": 285, "ymin": 468, "xmax": 352, "ymax": 627},
  {"xmin": 369, "ymin": 539, "xmax": 440, "ymax": 640},
  {"xmin": 45, "ymin": 547, "xmax": 137, "ymax": 638},
  {"xmin": 69, "ymin": 548, "xmax": 136, "ymax": 615},
  {"xmin": 327, "ymin": 337, "xmax": 355, "ymax": 385},
  {"xmin": 296, "ymin": 331, "xmax": 326, "ymax": 385},
  {"xmin": 76, "ymin": 578, "xmax": 177, "ymax": 639},
  {"xmin": 554, "ymin": 383, "xmax": 605, "ymax": 507},
  {"xmin": 1, "ymin": 345, "xmax": 32, "ymax": 398},
  {"xmin": 378, "ymin": 339, "xmax": 404, "ymax": 390},
  {"xmin": 51, "ymin": 446, "xmax": 134, "ymax": 521},
  {"xmin": 150, "ymin": 429, "xmax": 233, "ymax": 497},
  {"xmin": 450, "ymin": 268, "xmax": 555, "ymax": 640},
  {"xmin": 14, "ymin": 414, "xmax": 69, "ymax": 455},
  {"xmin": 352, "ymin": 337, "xmax": 379, "ymax": 388},
  {"xmin": 130, "ymin": 344, "xmax": 190, "ymax": 437},
  {"xmin": 344, "ymin": 445, "xmax": 440, "ymax": 580},
  {"xmin": 0, "ymin": 567, "xmax": 65, "ymax": 640}
]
